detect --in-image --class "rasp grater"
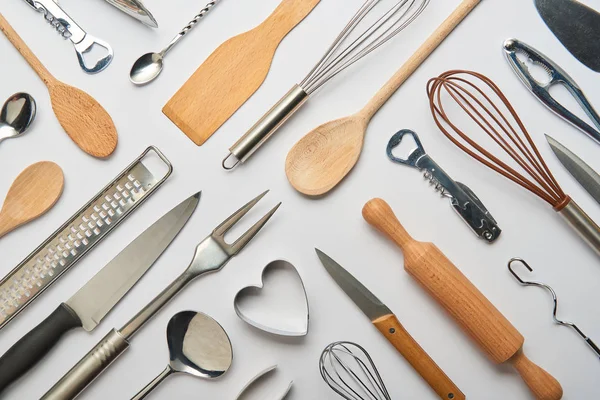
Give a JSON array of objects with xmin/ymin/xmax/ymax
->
[{"xmin": 0, "ymin": 147, "xmax": 172, "ymax": 329}]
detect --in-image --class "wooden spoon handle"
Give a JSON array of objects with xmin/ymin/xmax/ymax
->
[
  {"xmin": 0, "ymin": 13, "xmax": 55, "ymax": 86},
  {"xmin": 509, "ymin": 350, "xmax": 563, "ymax": 400},
  {"xmin": 374, "ymin": 314, "xmax": 465, "ymax": 400},
  {"xmin": 361, "ymin": 0, "xmax": 482, "ymax": 120},
  {"xmin": 260, "ymin": 0, "xmax": 321, "ymax": 42}
]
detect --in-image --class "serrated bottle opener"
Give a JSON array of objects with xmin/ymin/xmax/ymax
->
[
  {"xmin": 24, "ymin": 0, "xmax": 113, "ymax": 73},
  {"xmin": 386, "ymin": 129, "xmax": 501, "ymax": 243}
]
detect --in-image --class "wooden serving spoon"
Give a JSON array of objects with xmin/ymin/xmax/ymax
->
[
  {"xmin": 0, "ymin": 162, "xmax": 64, "ymax": 239},
  {"xmin": 285, "ymin": 0, "xmax": 481, "ymax": 196},
  {"xmin": 0, "ymin": 13, "xmax": 117, "ymax": 158},
  {"xmin": 163, "ymin": 0, "xmax": 321, "ymax": 146}
]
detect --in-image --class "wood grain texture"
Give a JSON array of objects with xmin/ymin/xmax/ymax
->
[
  {"xmin": 362, "ymin": 198, "xmax": 563, "ymax": 400},
  {"xmin": 285, "ymin": 0, "xmax": 481, "ymax": 197},
  {"xmin": 163, "ymin": 0, "xmax": 321, "ymax": 146},
  {"xmin": 0, "ymin": 13, "xmax": 117, "ymax": 158},
  {"xmin": 0, "ymin": 162, "xmax": 64, "ymax": 238},
  {"xmin": 373, "ymin": 314, "xmax": 465, "ymax": 400}
]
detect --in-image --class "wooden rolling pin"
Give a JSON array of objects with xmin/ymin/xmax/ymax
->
[{"xmin": 362, "ymin": 198, "xmax": 563, "ymax": 400}]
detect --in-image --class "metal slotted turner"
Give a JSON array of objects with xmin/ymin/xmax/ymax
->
[{"xmin": 0, "ymin": 147, "xmax": 172, "ymax": 329}]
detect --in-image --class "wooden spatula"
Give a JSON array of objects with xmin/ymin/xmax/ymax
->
[
  {"xmin": 0, "ymin": 162, "xmax": 64, "ymax": 239},
  {"xmin": 163, "ymin": 0, "xmax": 321, "ymax": 146},
  {"xmin": 285, "ymin": 0, "xmax": 480, "ymax": 196},
  {"xmin": 0, "ymin": 13, "xmax": 117, "ymax": 158},
  {"xmin": 363, "ymin": 198, "xmax": 564, "ymax": 400}
]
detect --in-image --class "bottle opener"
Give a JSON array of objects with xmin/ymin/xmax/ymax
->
[
  {"xmin": 386, "ymin": 129, "xmax": 501, "ymax": 243},
  {"xmin": 24, "ymin": 0, "xmax": 113, "ymax": 73}
]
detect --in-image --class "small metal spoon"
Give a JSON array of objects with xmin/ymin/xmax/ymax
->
[
  {"xmin": 0, "ymin": 93, "xmax": 36, "ymax": 144},
  {"xmin": 129, "ymin": 0, "xmax": 220, "ymax": 85},
  {"xmin": 131, "ymin": 311, "xmax": 233, "ymax": 400}
]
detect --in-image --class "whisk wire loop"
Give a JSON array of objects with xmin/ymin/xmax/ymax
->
[{"xmin": 427, "ymin": 70, "xmax": 567, "ymax": 207}]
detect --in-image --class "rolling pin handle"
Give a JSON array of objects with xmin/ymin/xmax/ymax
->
[
  {"xmin": 509, "ymin": 349, "xmax": 563, "ymax": 400},
  {"xmin": 362, "ymin": 198, "xmax": 413, "ymax": 249}
]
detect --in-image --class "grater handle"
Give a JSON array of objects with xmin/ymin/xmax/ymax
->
[
  {"xmin": 0, "ymin": 304, "xmax": 82, "ymax": 392},
  {"xmin": 41, "ymin": 329, "xmax": 129, "ymax": 400}
]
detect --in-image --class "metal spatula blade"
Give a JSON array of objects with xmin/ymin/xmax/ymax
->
[
  {"xmin": 103, "ymin": 0, "xmax": 158, "ymax": 28},
  {"xmin": 534, "ymin": 0, "xmax": 600, "ymax": 72}
]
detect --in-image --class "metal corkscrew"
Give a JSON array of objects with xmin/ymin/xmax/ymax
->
[
  {"xmin": 23, "ymin": 0, "xmax": 113, "ymax": 73},
  {"xmin": 386, "ymin": 129, "xmax": 501, "ymax": 243}
]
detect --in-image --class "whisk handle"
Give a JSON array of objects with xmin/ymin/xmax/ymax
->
[
  {"xmin": 361, "ymin": 0, "xmax": 482, "ymax": 120},
  {"xmin": 558, "ymin": 199, "xmax": 600, "ymax": 256},
  {"xmin": 374, "ymin": 314, "xmax": 465, "ymax": 400}
]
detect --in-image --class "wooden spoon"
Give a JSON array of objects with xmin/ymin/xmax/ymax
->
[
  {"xmin": 285, "ymin": 0, "xmax": 481, "ymax": 196},
  {"xmin": 0, "ymin": 162, "xmax": 64, "ymax": 239},
  {"xmin": 0, "ymin": 13, "xmax": 117, "ymax": 158},
  {"xmin": 163, "ymin": 0, "xmax": 321, "ymax": 146}
]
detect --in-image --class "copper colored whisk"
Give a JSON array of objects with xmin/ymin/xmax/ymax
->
[{"xmin": 427, "ymin": 69, "xmax": 600, "ymax": 256}]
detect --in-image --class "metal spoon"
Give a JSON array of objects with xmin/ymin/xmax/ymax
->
[
  {"xmin": 129, "ymin": 1, "xmax": 220, "ymax": 85},
  {"xmin": 131, "ymin": 311, "xmax": 233, "ymax": 399},
  {"xmin": 0, "ymin": 93, "xmax": 36, "ymax": 144}
]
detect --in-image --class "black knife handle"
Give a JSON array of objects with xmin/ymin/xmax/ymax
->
[{"xmin": 0, "ymin": 303, "xmax": 82, "ymax": 392}]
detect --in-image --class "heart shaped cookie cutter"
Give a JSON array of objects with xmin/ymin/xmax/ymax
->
[{"xmin": 234, "ymin": 260, "xmax": 309, "ymax": 337}]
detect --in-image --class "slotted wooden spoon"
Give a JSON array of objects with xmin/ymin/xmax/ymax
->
[
  {"xmin": 285, "ymin": 0, "xmax": 480, "ymax": 196},
  {"xmin": 0, "ymin": 162, "xmax": 64, "ymax": 239},
  {"xmin": 0, "ymin": 13, "xmax": 117, "ymax": 158},
  {"xmin": 163, "ymin": 0, "xmax": 321, "ymax": 146}
]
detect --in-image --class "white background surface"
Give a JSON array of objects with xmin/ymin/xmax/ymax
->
[{"xmin": 1, "ymin": 0, "xmax": 599, "ymax": 398}]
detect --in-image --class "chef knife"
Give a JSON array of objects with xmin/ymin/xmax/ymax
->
[
  {"xmin": 0, "ymin": 191, "xmax": 200, "ymax": 391},
  {"xmin": 103, "ymin": 0, "xmax": 158, "ymax": 28},
  {"xmin": 546, "ymin": 135, "xmax": 600, "ymax": 205},
  {"xmin": 534, "ymin": 0, "xmax": 600, "ymax": 72},
  {"xmin": 315, "ymin": 249, "xmax": 465, "ymax": 400}
]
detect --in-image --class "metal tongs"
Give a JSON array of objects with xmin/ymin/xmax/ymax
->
[
  {"xmin": 387, "ymin": 129, "xmax": 501, "ymax": 243},
  {"xmin": 504, "ymin": 38, "xmax": 600, "ymax": 143},
  {"xmin": 24, "ymin": 0, "xmax": 113, "ymax": 73}
]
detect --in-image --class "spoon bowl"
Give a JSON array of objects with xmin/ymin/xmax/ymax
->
[
  {"xmin": 132, "ymin": 311, "xmax": 233, "ymax": 399},
  {"xmin": 0, "ymin": 93, "xmax": 36, "ymax": 142},
  {"xmin": 130, "ymin": 53, "xmax": 164, "ymax": 85}
]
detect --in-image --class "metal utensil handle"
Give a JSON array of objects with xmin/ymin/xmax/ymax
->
[
  {"xmin": 131, "ymin": 366, "xmax": 173, "ymax": 400},
  {"xmin": 559, "ymin": 199, "xmax": 600, "ymax": 256},
  {"xmin": 41, "ymin": 330, "xmax": 129, "ymax": 400},
  {"xmin": 224, "ymin": 85, "xmax": 309, "ymax": 169},
  {"xmin": 162, "ymin": 0, "xmax": 220, "ymax": 56},
  {"xmin": 28, "ymin": 0, "xmax": 85, "ymax": 41}
]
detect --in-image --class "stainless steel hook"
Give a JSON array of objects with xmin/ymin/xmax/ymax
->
[{"xmin": 508, "ymin": 258, "xmax": 600, "ymax": 359}]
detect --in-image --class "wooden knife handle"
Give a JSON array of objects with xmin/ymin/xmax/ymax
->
[
  {"xmin": 374, "ymin": 314, "xmax": 465, "ymax": 400},
  {"xmin": 260, "ymin": 0, "xmax": 321, "ymax": 41}
]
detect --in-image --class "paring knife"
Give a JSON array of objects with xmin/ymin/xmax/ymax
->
[
  {"xmin": 534, "ymin": 0, "xmax": 600, "ymax": 72},
  {"xmin": 103, "ymin": 0, "xmax": 158, "ymax": 28},
  {"xmin": 315, "ymin": 249, "xmax": 465, "ymax": 400},
  {"xmin": 0, "ymin": 192, "xmax": 200, "ymax": 391},
  {"xmin": 546, "ymin": 135, "xmax": 600, "ymax": 205}
]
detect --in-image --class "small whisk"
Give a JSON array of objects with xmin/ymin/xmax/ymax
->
[
  {"xmin": 224, "ymin": 0, "xmax": 430, "ymax": 169},
  {"xmin": 320, "ymin": 341, "xmax": 391, "ymax": 400},
  {"xmin": 427, "ymin": 70, "xmax": 600, "ymax": 256},
  {"xmin": 508, "ymin": 258, "xmax": 600, "ymax": 359}
]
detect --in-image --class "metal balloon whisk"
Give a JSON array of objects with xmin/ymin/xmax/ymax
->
[
  {"xmin": 320, "ymin": 341, "xmax": 391, "ymax": 400},
  {"xmin": 223, "ymin": 0, "xmax": 430, "ymax": 169},
  {"xmin": 427, "ymin": 70, "xmax": 600, "ymax": 256}
]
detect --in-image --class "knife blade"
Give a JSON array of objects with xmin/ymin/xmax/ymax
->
[
  {"xmin": 0, "ymin": 192, "xmax": 200, "ymax": 391},
  {"xmin": 103, "ymin": 0, "xmax": 158, "ymax": 28},
  {"xmin": 534, "ymin": 0, "xmax": 600, "ymax": 72},
  {"xmin": 315, "ymin": 249, "xmax": 465, "ymax": 400},
  {"xmin": 546, "ymin": 135, "xmax": 600, "ymax": 204}
]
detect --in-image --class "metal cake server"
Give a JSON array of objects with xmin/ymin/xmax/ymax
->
[
  {"xmin": 534, "ymin": 0, "xmax": 600, "ymax": 72},
  {"xmin": 546, "ymin": 135, "xmax": 600, "ymax": 205},
  {"xmin": 0, "ymin": 192, "xmax": 200, "ymax": 392},
  {"xmin": 103, "ymin": 0, "xmax": 158, "ymax": 28}
]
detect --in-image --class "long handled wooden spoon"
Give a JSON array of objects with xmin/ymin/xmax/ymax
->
[
  {"xmin": 285, "ymin": 0, "xmax": 481, "ymax": 196},
  {"xmin": 0, "ymin": 162, "xmax": 64, "ymax": 239},
  {"xmin": 163, "ymin": 0, "xmax": 321, "ymax": 146},
  {"xmin": 0, "ymin": 13, "xmax": 117, "ymax": 158}
]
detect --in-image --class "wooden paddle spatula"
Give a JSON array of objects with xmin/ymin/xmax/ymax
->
[
  {"xmin": 286, "ymin": 0, "xmax": 480, "ymax": 196},
  {"xmin": 0, "ymin": 13, "xmax": 117, "ymax": 158},
  {"xmin": 363, "ymin": 198, "xmax": 563, "ymax": 400},
  {"xmin": 0, "ymin": 162, "xmax": 64, "ymax": 239},
  {"xmin": 163, "ymin": 0, "xmax": 321, "ymax": 146}
]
